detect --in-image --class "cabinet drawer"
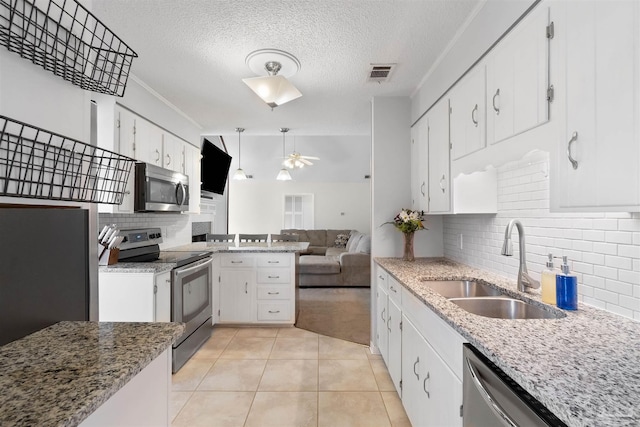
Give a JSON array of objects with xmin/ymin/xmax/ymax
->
[
  {"xmin": 257, "ymin": 285, "xmax": 291, "ymax": 300},
  {"xmin": 375, "ymin": 264, "xmax": 388, "ymax": 291},
  {"xmin": 388, "ymin": 275, "xmax": 402, "ymax": 305},
  {"xmin": 257, "ymin": 302, "xmax": 291, "ymax": 321},
  {"xmin": 221, "ymin": 255, "xmax": 255, "ymax": 268},
  {"xmin": 257, "ymin": 268, "xmax": 291, "ymax": 284},
  {"xmin": 257, "ymin": 254, "xmax": 290, "ymax": 267}
]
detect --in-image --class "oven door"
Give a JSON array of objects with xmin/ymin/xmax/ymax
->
[
  {"xmin": 172, "ymin": 257, "xmax": 213, "ymax": 346},
  {"xmin": 135, "ymin": 163, "xmax": 189, "ymax": 212}
]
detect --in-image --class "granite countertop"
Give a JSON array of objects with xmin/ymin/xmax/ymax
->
[
  {"xmin": 99, "ymin": 262, "xmax": 175, "ymax": 274},
  {"xmin": 0, "ymin": 321, "xmax": 185, "ymax": 427},
  {"xmin": 169, "ymin": 241, "xmax": 310, "ymax": 253},
  {"xmin": 375, "ymin": 257, "xmax": 640, "ymax": 427}
]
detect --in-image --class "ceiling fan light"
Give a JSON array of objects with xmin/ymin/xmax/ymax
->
[
  {"xmin": 233, "ymin": 168, "xmax": 247, "ymax": 180},
  {"xmin": 243, "ymin": 75, "xmax": 302, "ymax": 108},
  {"xmin": 276, "ymin": 168, "xmax": 292, "ymax": 181}
]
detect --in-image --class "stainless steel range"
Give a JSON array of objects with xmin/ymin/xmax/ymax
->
[{"xmin": 117, "ymin": 227, "xmax": 213, "ymax": 372}]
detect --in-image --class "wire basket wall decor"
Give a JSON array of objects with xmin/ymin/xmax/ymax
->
[
  {"xmin": 0, "ymin": 116, "xmax": 135, "ymax": 204},
  {"xmin": 0, "ymin": 0, "xmax": 138, "ymax": 97}
]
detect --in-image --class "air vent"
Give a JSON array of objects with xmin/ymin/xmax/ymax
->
[{"xmin": 368, "ymin": 63, "xmax": 396, "ymax": 82}]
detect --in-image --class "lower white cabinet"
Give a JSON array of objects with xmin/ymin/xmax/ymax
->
[
  {"xmin": 216, "ymin": 253, "xmax": 295, "ymax": 324},
  {"xmin": 375, "ymin": 264, "xmax": 465, "ymax": 427},
  {"xmin": 99, "ymin": 270, "xmax": 171, "ymax": 322}
]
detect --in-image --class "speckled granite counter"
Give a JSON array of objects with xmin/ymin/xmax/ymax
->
[
  {"xmin": 375, "ymin": 257, "xmax": 640, "ymax": 427},
  {"xmin": 0, "ymin": 321, "xmax": 185, "ymax": 427},
  {"xmin": 99, "ymin": 262, "xmax": 175, "ymax": 274},
  {"xmin": 169, "ymin": 241, "xmax": 310, "ymax": 253}
]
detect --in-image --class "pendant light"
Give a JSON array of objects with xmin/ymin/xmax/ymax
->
[
  {"xmin": 232, "ymin": 127, "xmax": 247, "ymax": 180},
  {"xmin": 276, "ymin": 128, "xmax": 292, "ymax": 181}
]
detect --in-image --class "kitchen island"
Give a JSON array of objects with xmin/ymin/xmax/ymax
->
[
  {"xmin": 376, "ymin": 257, "xmax": 640, "ymax": 427},
  {"xmin": 0, "ymin": 321, "xmax": 184, "ymax": 427}
]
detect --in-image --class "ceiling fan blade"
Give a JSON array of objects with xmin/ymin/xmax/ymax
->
[
  {"xmin": 301, "ymin": 155, "xmax": 320, "ymax": 160},
  {"xmin": 299, "ymin": 158, "xmax": 313, "ymax": 165}
]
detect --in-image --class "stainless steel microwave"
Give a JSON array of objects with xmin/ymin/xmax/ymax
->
[{"xmin": 134, "ymin": 162, "xmax": 189, "ymax": 212}]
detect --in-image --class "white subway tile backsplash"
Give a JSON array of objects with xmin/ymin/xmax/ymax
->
[{"xmin": 443, "ymin": 151, "xmax": 640, "ymax": 321}]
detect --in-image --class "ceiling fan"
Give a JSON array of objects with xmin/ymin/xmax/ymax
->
[{"xmin": 280, "ymin": 128, "xmax": 319, "ymax": 169}]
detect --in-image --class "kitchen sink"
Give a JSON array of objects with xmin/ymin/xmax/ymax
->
[
  {"xmin": 421, "ymin": 280, "xmax": 505, "ymax": 298},
  {"xmin": 449, "ymin": 297, "xmax": 565, "ymax": 320}
]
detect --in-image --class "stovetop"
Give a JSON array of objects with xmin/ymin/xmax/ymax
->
[{"xmin": 155, "ymin": 251, "xmax": 212, "ymax": 268}]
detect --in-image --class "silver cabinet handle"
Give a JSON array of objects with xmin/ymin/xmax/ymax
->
[
  {"xmin": 381, "ymin": 308, "xmax": 385, "ymax": 322},
  {"xmin": 471, "ymin": 103, "xmax": 478, "ymax": 127},
  {"xmin": 387, "ymin": 315, "xmax": 391, "ymax": 333},
  {"xmin": 244, "ymin": 282, "xmax": 248, "ymax": 294},
  {"xmin": 378, "ymin": 274, "xmax": 385, "ymax": 280},
  {"xmin": 420, "ymin": 181, "xmax": 425, "ymax": 197},
  {"xmin": 567, "ymin": 131, "xmax": 579, "ymax": 170},
  {"xmin": 389, "ymin": 285, "xmax": 397, "ymax": 293},
  {"xmin": 267, "ymin": 291, "xmax": 280, "ymax": 295},
  {"xmin": 268, "ymin": 310, "xmax": 280, "ymax": 314},
  {"xmin": 439, "ymin": 174, "xmax": 446, "ymax": 193},
  {"xmin": 166, "ymin": 153, "xmax": 171, "ymax": 165},
  {"xmin": 155, "ymin": 149, "xmax": 160, "ymax": 162},
  {"xmin": 423, "ymin": 372, "xmax": 430, "ymax": 398},
  {"xmin": 268, "ymin": 275, "xmax": 280, "ymax": 279},
  {"xmin": 231, "ymin": 260, "xmax": 243, "ymax": 264},
  {"xmin": 492, "ymin": 88, "xmax": 500, "ymax": 115},
  {"xmin": 413, "ymin": 357, "xmax": 420, "ymax": 380},
  {"xmin": 466, "ymin": 358, "xmax": 517, "ymax": 427},
  {"xmin": 267, "ymin": 260, "xmax": 280, "ymax": 264}
]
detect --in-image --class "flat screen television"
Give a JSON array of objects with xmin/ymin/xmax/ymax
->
[{"xmin": 201, "ymin": 138, "xmax": 232, "ymax": 196}]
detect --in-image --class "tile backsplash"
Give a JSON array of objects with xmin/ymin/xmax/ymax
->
[{"xmin": 444, "ymin": 151, "xmax": 640, "ymax": 321}]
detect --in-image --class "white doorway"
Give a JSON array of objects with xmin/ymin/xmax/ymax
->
[{"xmin": 283, "ymin": 194, "xmax": 314, "ymax": 229}]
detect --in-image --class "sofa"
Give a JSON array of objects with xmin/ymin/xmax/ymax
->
[
  {"xmin": 280, "ymin": 229, "xmax": 352, "ymax": 255},
  {"xmin": 284, "ymin": 230, "xmax": 371, "ymax": 287}
]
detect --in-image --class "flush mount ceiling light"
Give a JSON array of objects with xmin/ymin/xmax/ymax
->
[
  {"xmin": 232, "ymin": 127, "xmax": 247, "ymax": 180},
  {"xmin": 276, "ymin": 128, "xmax": 292, "ymax": 181},
  {"xmin": 242, "ymin": 49, "xmax": 302, "ymax": 109}
]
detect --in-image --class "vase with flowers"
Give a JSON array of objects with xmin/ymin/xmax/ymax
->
[{"xmin": 384, "ymin": 208, "xmax": 426, "ymax": 261}]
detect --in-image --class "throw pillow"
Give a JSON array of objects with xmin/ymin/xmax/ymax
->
[{"xmin": 334, "ymin": 234, "xmax": 349, "ymax": 248}]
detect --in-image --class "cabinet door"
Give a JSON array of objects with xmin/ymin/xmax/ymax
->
[
  {"xmin": 162, "ymin": 133, "xmax": 184, "ymax": 172},
  {"xmin": 421, "ymin": 339, "xmax": 463, "ymax": 427},
  {"xmin": 401, "ymin": 315, "xmax": 423, "ymax": 427},
  {"xmin": 136, "ymin": 118, "xmax": 163, "ymax": 166},
  {"xmin": 387, "ymin": 297, "xmax": 402, "ymax": 395},
  {"xmin": 556, "ymin": 1, "xmax": 640, "ymax": 210},
  {"xmin": 98, "ymin": 272, "xmax": 155, "ymax": 322},
  {"xmin": 410, "ymin": 124, "xmax": 421, "ymax": 210},
  {"xmin": 154, "ymin": 271, "xmax": 171, "ymax": 322},
  {"xmin": 487, "ymin": 4, "xmax": 550, "ymax": 145},
  {"xmin": 450, "ymin": 65, "xmax": 486, "ymax": 160},
  {"xmin": 376, "ymin": 286, "xmax": 389, "ymax": 362},
  {"xmin": 427, "ymin": 99, "xmax": 451, "ymax": 213},
  {"xmin": 114, "ymin": 106, "xmax": 135, "ymax": 213},
  {"xmin": 219, "ymin": 270, "xmax": 255, "ymax": 323},
  {"xmin": 184, "ymin": 143, "xmax": 201, "ymax": 213}
]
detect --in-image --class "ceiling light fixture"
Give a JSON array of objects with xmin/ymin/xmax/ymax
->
[
  {"xmin": 242, "ymin": 49, "xmax": 302, "ymax": 109},
  {"xmin": 276, "ymin": 128, "xmax": 292, "ymax": 181},
  {"xmin": 283, "ymin": 135, "xmax": 319, "ymax": 169},
  {"xmin": 232, "ymin": 127, "xmax": 247, "ymax": 180}
]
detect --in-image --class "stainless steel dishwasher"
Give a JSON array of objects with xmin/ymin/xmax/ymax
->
[{"xmin": 463, "ymin": 344, "xmax": 567, "ymax": 427}]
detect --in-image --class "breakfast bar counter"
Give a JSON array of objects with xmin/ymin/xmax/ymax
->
[{"xmin": 0, "ymin": 321, "xmax": 184, "ymax": 427}]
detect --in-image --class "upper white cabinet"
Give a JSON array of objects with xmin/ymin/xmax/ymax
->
[
  {"xmin": 162, "ymin": 132, "xmax": 184, "ymax": 172},
  {"xmin": 486, "ymin": 4, "xmax": 551, "ymax": 145},
  {"xmin": 136, "ymin": 117, "xmax": 164, "ymax": 167},
  {"xmin": 450, "ymin": 64, "xmax": 486, "ymax": 160},
  {"xmin": 552, "ymin": 0, "xmax": 640, "ymax": 211},
  {"xmin": 427, "ymin": 98, "xmax": 451, "ymax": 213},
  {"xmin": 410, "ymin": 116, "xmax": 429, "ymax": 211},
  {"xmin": 184, "ymin": 143, "xmax": 201, "ymax": 213}
]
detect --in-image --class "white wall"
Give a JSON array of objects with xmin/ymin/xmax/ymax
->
[
  {"xmin": 228, "ymin": 180, "xmax": 371, "ymax": 235},
  {"xmin": 444, "ymin": 151, "xmax": 640, "ymax": 320}
]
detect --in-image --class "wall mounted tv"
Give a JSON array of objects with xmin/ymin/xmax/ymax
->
[{"xmin": 201, "ymin": 138, "xmax": 232, "ymax": 196}]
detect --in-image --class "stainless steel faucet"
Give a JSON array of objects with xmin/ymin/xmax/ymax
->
[{"xmin": 501, "ymin": 219, "xmax": 540, "ymax": 292}]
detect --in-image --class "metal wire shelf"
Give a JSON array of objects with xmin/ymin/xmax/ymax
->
[
  {"xmin": 0, "ymin": 115, "xmax": 135, "ymax": 204},
  {"xmin": 0, "ymin": 0, "xmax": 138, "ymax": 97}
]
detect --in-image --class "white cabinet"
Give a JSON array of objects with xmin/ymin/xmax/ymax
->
[
  {"xmin": 410, "ymin": 116, "xmax": 429, "ymax": 211},
  {"xmin": 387, "ymin": 293, "xmax": 402, "ymax": 394},
  {"xmin": 136, "ymin": 117, "xmax": 164, "ymax": 166},
  {"xmin": 101, "ymin": 105, "xmax": 135, "ymax": 213},
  {"xmin": 162, "ymin": 132, "xmax": 184, "ymax": 172},
  {"xmin": 98, "ymin": 270, "xmax": 172, "ymax": 322},
  {"xmin": 427, "ymin": 98, "xmax": 451, "ymax": 213},
  {"xmin": 486, "ymin": 3, "xmax": 550, "ymax": 145},
  {"xmin": 217, "ymin": 253, "xmax": 296, "ymax": 324},
  {"xmin": 375, "ymin": 273, "xmax": 389, "ymax": 361},
  {"xmin": 552, "ymin": 0, "xmax": 640, "ymax": 211},
  {"xmin": 450, "ymin": 64, "xmax": 486, "ymax": 160},
  {"xmin": 402, "ymin": 315, "xmax": 463, "ymax": 427},
  {"xmin": 184, "ymin": 142, "xmax": 201, "ymax": 213}
]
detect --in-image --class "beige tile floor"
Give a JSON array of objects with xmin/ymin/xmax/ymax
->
[{"xmin": 171, "ymin": 326, "xmax": 411, "ymax": 427}]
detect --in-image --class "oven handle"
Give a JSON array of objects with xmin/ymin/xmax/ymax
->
[
  {"xmin": 465, "ymin": 357, "xmax": 518, "ymax": 427},
  {"xmin": 175, "ymin": 257, "xmax": 213, "ymax": 275}
]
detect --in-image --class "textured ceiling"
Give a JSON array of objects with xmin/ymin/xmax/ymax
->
[{"xmin": 92, "ymin": 0, "xmax": 479, "ymax": 136}]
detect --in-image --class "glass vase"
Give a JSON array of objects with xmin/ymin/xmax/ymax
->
[{"xmin": 403, "ymin": 231, "xmax": 415, "ymax": 262}]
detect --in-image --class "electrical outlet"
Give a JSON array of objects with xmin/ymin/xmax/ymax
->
[{"xmin": 459, "ymin": 234, "xmax": 464, "ymax": 250}]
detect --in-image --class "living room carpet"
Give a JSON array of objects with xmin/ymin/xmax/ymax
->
[{"xmin": 295, "ymin": 287, "xmax": 371, "ymax": 346}]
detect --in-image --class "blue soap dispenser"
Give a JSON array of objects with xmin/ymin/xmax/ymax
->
[{"xmin": 556, "ymin": 256, "xmax": 578, "ymax": 310}]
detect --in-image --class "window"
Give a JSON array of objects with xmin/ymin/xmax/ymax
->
[{"xmin": 283, "ymin": 194, "xmax": 314, "ymax": 229}]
